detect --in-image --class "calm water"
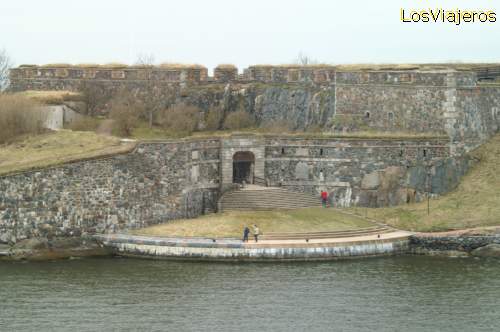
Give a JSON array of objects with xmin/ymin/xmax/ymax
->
[{"xmin": 1, "ymin": 256, "xmax": 499, "ymax": 332}]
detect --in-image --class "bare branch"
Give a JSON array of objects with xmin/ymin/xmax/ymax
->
[
  {"xmin": 0, "ymin": 48, "xmax": 13, "ymax": 92},
  {"xmin": 135, "ymin": 53, "xmax": 156, "ymax": 66},
  {"xmin": 294, "ymin": 52, "xmax": 318, "ymax": 66}
]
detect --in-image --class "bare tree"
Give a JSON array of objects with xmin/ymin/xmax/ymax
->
[
  {"xmin": 295, "ymin": 52, "xmax": 318, "ymax": 66},
  {"xmin": 135, "ymin": 53, "xmax": 156, "ymax": 66},
  {"xmin": 0, "ymin": 48, "xmax": 13, "ymax": 92},
  {"xmin": 109, "ymin": 88, "xmax": 144, "ymax": 137},
  {"xmin": 80, "ymin": 81, "xmax": 109, "ymax": 116},
  {"xmin": 134, "ymin": 53, "xmax": 174, "ymax": 128}
]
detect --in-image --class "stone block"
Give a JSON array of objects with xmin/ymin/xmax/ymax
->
[{"xmin": 361, "ymin": 171, "xmax": 380, "ymax": 190}]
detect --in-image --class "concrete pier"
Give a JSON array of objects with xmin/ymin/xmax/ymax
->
[{"xmin": 96, "ymin": 231, "xmax": 412, "ymax": 261}]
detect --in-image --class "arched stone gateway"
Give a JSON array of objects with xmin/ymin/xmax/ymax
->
[
  {"xmin": 220, "ymin": 138, "xmax": 266, "ymax": 189},
  {"xmin": 232, "ymin": 151, "xmax": 255, "ymax": 184}
]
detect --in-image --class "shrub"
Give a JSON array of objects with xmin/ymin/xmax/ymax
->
[
  {"xmin": 109, "ymin": 91, "xmax": 143, "ymax": 137},
  {"xmin": 80, "ymin": 82, "xmax": 111, "ymax": 116},
  {"xmin": 0, "ymin": 94, "xmax": 46, "ymax": 144},
  {"xmin": 66, "ymin": 116, "xmax": 100, "ymax": 132},
  {"xmin": 260, "ymin": 119, "xmax": 294, "ymax": 133},
  {"xmin": 157, "ymin": 103, "xmax": 200, "ymax": 134},
  {"xmin": 305, "ymin": 124, "xmax": 323, "ymax": 133},
  {"xmin": 204, "ymin": 105, "xmax": 224, "ymax": 131},
  {"xmin": 16, "ymin": 90, "xmax": 82, "ymax": 105},
  {"xmin": 223, "ymin": 110, "xmax": 255, "ymax": 130}
]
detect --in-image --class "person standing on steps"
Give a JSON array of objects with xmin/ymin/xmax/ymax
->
[
  {"xmin": 253, "ymin": 224, "xmax": 260, "ymax": 242},
  {"xmin": 321, "ymin": 190, "xmax": 328, "ymax": 208},
  {"xmin": 243, "ymin": 226, "xmax": 250, "ymax": 242}
]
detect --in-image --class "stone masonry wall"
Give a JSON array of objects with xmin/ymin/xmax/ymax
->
[
  {"xmin": 10, "ymin": 66, "xmax": 499, "ymax": 150},
  {"xmin": 0, "ymin": 140, "xmax": 220, "ymax": 243},
  {"xmin": 264, "ymin": 137, "xmax": 469, "ymax": 207},
  {"xmin": 450, "ymin": 86, "xmax": 500, "ymax": 151},
  {"xmin": 0, "ymin": 135, "xmax": 476, "ymax": 243},
  {"xmin": 9, "ymin": 65, "xmax": 500, "ymax": 150}
]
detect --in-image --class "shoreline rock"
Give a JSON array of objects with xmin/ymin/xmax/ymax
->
[{"xmin": 0, "ymin": 236, "xmax": 113, "ymax": 261}]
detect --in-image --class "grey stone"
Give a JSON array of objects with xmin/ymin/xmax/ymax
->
[
  {"xmin": 471, "ymin": 244, "xmax": 500, "ymax": 257},
  {"xmin": 294, "ymin": 162, "xmax": 310, "ymax": 180},
  {"xmin": 13, "ymin": 238, "xmax": 49, "ymax": 250},
  {"xmin": 361, "ymin": 172, "xmax": 380, "ymax": 190}
]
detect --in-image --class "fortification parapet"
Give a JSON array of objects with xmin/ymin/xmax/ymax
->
[
  {"xmin": 335, "ymin": 70, "xmax": 477, "ymax": 87},
  {"xmin": 214, "ymin": 64, "xmax": 238, "ymax": 82},
  {"xmin": 9, "ymin": 64, "xmax": 482, "ymax": 90},
  {"xmin": 244, "ymin": 65, "xmax": 336, "ymax": 84},
  {"xmin": 10, "ymin": 63, "xmax": 208, "ymax": 84}
]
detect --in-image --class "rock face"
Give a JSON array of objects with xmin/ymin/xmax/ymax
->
[
  {"xmin": 3, "ymin": 237, "xmax": 112, "ymax": 261},
  {"xmin": 13, "ymin": 238, "xmax": 49, "ymax": 250},
  {"xmin": 471, "ymin": 244, "xmax": 500, "ymax": 257},
  {"xmin": 9, "ymin": 65, "xmax": 500, "ymax": 151},
  {"xmin": 410, "ymin": 235, "xmax": 500, "ymax": 256}
]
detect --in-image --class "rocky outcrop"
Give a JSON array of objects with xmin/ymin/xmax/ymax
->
[
  {"xmin": 1, "ymin": 237, "xmax": 111, "ymax": 261},
  {"xmin": 471, "ymin": 244, "xmax": 500, "ymax": 257},
  {"xmin": 410, "ymin": 234, "xmax": 500, "ymax": 257}
]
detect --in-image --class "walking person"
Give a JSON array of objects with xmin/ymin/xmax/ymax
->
[
  {"xmin": 242, "ymin": 226, "xmax": 250, "ymax": 242},
  {"xmin": 253, "ymin": 224, "xmax": 260, "ymax": 242},
  {"xmin": 321, "ymin": 190, "xmax": 328, "ymax": 208}
]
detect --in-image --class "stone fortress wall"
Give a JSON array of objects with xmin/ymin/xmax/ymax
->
[
  {"xmin": 2, "ymin": 63, "xmax": 499, "ymax": 242},
  {"xmin": 8, "ymin": 63, "xmax": 476, "ymax": 86},
  {"xmin": 0, "ymin": 135, "xmax": 468, "ymax": 242},
  {"xmin": 0, "ymin": 139, "xmax": 221, "ymax": 242},
  {"xmin": 9, "ymin": 64, "xmax": 500, "ymax": 152}
]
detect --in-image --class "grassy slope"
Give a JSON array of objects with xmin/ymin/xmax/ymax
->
[
  {"xmin": 132, "ymin": 208, "xmax": 374, "ymax": 238},
  {"xmin": 348, "ymin": 134, "xmax": 500, "ymax": 232},
  {"xmin": 131, "ymin": 122, "xmax": 445, "ymax": 141},
  {"xmin": 14, "ymin": 90, "xmax": 82, "ymax": 105},
  {"xmin": 0, "ymin": 130, "xmax": 135, "ymax": 175}
]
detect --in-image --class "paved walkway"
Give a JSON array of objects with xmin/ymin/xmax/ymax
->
[
  {"xmin": 244, "ymin": 230, "xmax": 413, "ymax": 248},
  {"xmin": 99, "ymin": 230, "xmax": 412, "ymax": 250}
]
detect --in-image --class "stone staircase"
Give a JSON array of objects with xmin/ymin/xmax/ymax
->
[
  {"xmin": 218, "ymin": 185, "xmax": 321, "ymax": 212},
  {"xmin": 260, "ymin": 226, "xmax": 392, "ymax": 241}
]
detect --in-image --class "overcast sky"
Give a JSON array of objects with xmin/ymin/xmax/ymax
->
[{"xmin": 1, "ymin": 0, "xmax": 499, "ymax": 71}]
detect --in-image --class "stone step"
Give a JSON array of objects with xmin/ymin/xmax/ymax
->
[
  {"xmin": 221, "ymin": 198, "xmax": 320, "ymax": 205},
  {"xmin": 221, "ymin": 194, "xmax": 320, "ymax": 202},
  {"xmin": 261, "ymin": 228, "xmax": 392, "ymax": 240},
  {"xmin": 219, "ymin": 185, "xmax": 322, "ymax": 211},
  {"xmin": 225, "ymin": 192, "xmax": 318, "ymax": 198},
  {"xmin": 221, "ymin": 200, "xmax": 320, "ymax": 206},
  {"xmin": 221, "ymin": 199, "xmax": 320, "ymax": 206}
]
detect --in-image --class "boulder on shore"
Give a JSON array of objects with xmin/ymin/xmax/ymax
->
[
  {"xmin": 13, "ymin": 238, "xmax": 49, "ymax": 250},
  {"xmin": 471, "ymin": 244, "xmax": 500, "ymax": 257}
]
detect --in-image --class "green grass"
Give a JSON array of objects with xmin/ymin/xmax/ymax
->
[
  {"xmin": 347, "ymin": 134, "xmax": 500, "ymax": 232},
  {"xmin": 130, "ymin": 121, "xmax": 446, "ymax": 141},
  {"xmin": 132, "ymin": 208, "xmax": 374, "ymax": 238},
  {"xmin": 14, "ymin": 90, "xmax": 83, "ymax": 105},
  {"xmin": 0, "ymin": 130, "xmax": 136, "ymax": 175}
]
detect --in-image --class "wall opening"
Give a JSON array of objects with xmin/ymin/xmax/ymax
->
[
  {"xmin": 233, "ymin": 151, "xmax": 255, "ymax": 184},
  {"xmin": 388, "ymin": 112, "xmax": 394, "ymax": 123}
]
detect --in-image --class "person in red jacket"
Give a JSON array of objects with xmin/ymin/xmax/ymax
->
[{"xmin": 321, "ymin": 191, "xmax": 328, "ymax": 208}]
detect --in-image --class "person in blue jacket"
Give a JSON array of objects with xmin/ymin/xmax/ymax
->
[{"xmin": 243, "ymin": 226, "xmax": 250, "ymax": 242}]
